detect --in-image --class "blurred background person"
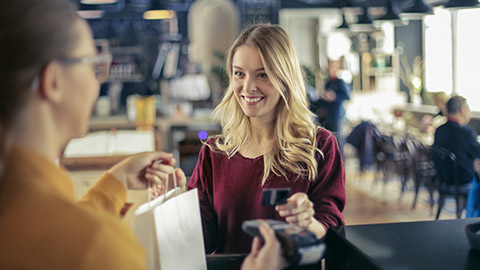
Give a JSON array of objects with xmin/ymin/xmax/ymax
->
[
  {"xmin": 432, "ymin": 91, "xmax": 449, "ymax": 117},
  {"xmin": 433, "ymin": 96, "xmax": 480, "ymax": 218},
  {"xmin": 310, "ymin": 59, "xmax": 351, "ymax": 153}
]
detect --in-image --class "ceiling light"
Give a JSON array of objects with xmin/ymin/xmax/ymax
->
[
  {"xmin": 143, "ymin": 10, "xmax": 176, "ymax": 20},
  {"xmin": 81, "ymin": 0, "xmax": 118, "ymax": 4}
]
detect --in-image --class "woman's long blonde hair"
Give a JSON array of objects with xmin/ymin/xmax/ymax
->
[{"xmin": 212, "ymin": 23, "xmax": 321, "ymax": 185}]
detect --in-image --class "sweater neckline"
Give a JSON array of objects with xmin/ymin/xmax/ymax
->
[{"xmin": 235, "ymin": 151, "xmax": 264, "ymax": 162}]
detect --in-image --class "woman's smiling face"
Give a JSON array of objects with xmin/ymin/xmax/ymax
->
[{"xmin": 231, "ymin": 45, "xmax": 280, "ymax": 123}]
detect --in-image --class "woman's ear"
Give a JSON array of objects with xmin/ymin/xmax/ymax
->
[{"xmin": 38, "ymin": 62, "xmax": 64, "ymax": 104}]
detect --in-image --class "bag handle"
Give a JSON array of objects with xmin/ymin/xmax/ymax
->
[{"xmin": 147, "ymin": 161, "xmax": 181, "ymax": 206}]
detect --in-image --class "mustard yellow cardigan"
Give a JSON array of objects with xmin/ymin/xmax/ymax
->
[{"xmin": 0, "ymin": 145, "xmax": 146, "ymax": 269}]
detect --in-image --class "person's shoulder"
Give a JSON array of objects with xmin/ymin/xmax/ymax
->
[
  {"xmin": 205, "ymin": 136, "xmax": 218, "ymax": 146},
  {"xmin": 460, "ymin": 124, "xmax": 478, "ymax": 137},
  {"xmin": 315, "ymin": 127, "xmax": 337, "ymax": 148},
  {"xmin": 435, "ymin": 121, "xmax": 449, "ymax": 134},
  {"xmin": 203, "ymin": 136, "xmax": 221, "ymax": 152},
  {"xmin": 315, "ymin": 126, "xmax": 334, "ymax": 140},
  {"xmin": 200, "ymin": 135, "xmax": 229, "ymax": 158}
]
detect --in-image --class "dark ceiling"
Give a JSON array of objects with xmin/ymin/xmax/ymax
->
[{"xmin": 281, "ymin": 0, "xmax": 447, "ymax": 9}]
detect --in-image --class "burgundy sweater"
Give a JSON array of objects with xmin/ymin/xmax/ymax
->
[{"xmin": 187, "ymin": 128, "xmax": 345, "ymax": 254}]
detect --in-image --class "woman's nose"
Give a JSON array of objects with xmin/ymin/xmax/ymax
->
[{"xmin": 244, "ymin": 77, "xmax": 257, "ymax": 93}]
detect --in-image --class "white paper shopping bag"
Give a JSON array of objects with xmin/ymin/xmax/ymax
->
[{"xmin": 134, "ymin": 187, "xmax": 206, "ymax": 270}]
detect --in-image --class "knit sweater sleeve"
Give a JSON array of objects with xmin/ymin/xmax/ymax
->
[
  {"xmin": 78, "ymin": 173, "xmax": 128, "ymax": 217},
  {"xmin": 309, "ymin": 128, "xmax": 346, "ymax": 229}
]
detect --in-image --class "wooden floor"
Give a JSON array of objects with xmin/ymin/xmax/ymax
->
[{"xmin": 343, "ymin": 156, "xmax": 457, "ymax": 226}]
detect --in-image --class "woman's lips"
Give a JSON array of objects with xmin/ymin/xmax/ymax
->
[{"xmin": 242, "ymin": 96, "xmax": 264, "ymax": 105}]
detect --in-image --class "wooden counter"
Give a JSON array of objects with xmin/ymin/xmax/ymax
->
[{"xmin": 88, "ymin": 115, "xmax": 217, "ymax": 151}]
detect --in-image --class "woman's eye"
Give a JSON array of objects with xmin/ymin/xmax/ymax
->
[
  {"xmin": 234, "ymin": 71, "xmax": 244, "ymax": 76},
  {"xmin": 258, "ymin": 73, "xmax": 268, "ymax": 78}
]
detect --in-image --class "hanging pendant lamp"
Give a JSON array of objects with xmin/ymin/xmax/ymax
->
[
  {"xmin": 375, "ymin": 0, "xmax": 407, "ymax": 26},
  {"xmin": 444, "ymin": 0, "xmax": 480, "ymax": 9},
  {"xmin": 337, "ymin": 13, "xmax": 350, "ymax": 30},
  {"xmin": 401, "ymin": 0, "xmax": 434, "ymax": 14},
  {"xmin": 350, "ymin": 4, "xmax": 376, "ymax": 32}
]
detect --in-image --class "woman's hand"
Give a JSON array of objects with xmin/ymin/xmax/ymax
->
[
  {"xmin": 107, "ymin": 152, "xmax": 186, "ymax": 191},
  {"xmin": 148, "ymin": 168, "xmax": 186, "ymax": 197},
  {"xmin": 241, "ymin": 222, "xmax": 287, "ymax": 270},
  {"xmin": 322, "ymin": 89, "xmax": 336, "ymax": 102},
  {"xmin": 275, "ymin": 192, "xmax": 315, "ymax": 228}
]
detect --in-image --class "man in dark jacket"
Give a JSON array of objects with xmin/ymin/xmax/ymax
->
[
  {"xmin": 433, "ymin": 96, "xmax": 480, "ymax": 217},
  {"xmin": 309, "ymin": 60, "xmax": 350, "ymax": 153}
]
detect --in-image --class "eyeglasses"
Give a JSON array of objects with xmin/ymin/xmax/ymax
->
[
  {"xmin": 30, "ymin": 53, "xmax": 112, "ymax": 92},
  {"xmin": 57, "ymin": 53, "xmax": 112, "ymax": 83}
]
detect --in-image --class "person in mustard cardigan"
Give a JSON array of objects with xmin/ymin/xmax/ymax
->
[
  {"xmin": 0, "ymin": 0, "xmax": 286, "ymax": 269},
  {"xmin": 0, "ymin": 0, "xmax": 187, "ymax": 268}
]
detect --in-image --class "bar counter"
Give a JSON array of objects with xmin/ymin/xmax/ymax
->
[{"xmin": 325, "ymin": 218, "xmax": 480, "ymax": 270}]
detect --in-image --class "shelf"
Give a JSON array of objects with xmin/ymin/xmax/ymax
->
[
  {"xmin": 110, "ymin": 46, "xmax": 143, "ymax": 54},
  {"xmin": 107, "ymin": 74, "xmax": 144, "ymax": 83}
]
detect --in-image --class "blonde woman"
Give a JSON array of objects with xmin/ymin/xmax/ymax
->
[{"xmin": 188, "ymin": 23, "xmax": 345, "ymax": 254}]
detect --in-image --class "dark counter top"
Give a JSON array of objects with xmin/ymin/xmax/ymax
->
[{"xmin": 325, "ymin": 218, "xmax": 480, "ymax": 270}]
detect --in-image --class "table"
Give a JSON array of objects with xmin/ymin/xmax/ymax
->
[
  {"xmin": 206, "ymin": 254, "xmax": 323, "ymax": 270},
  {"xmin": 325, "ymin": 218, "xmax": 480, "ymax": 270}
]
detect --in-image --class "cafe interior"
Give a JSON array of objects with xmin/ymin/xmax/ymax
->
[{"xmin": 61, "ymin": 0, "xmax": 480, "ymax": 268}]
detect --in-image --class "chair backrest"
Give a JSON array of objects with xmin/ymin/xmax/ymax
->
[
  {"xmin": 373, "ymin": 135, "xmax": 396, "ymax": 161},
  {"xmin": 414, "ymin": 144, "xmax": 436, "ymax": 177},
  {"xmin": 430, "ymin": 145, "xmax": 459, "ymax": 189}
]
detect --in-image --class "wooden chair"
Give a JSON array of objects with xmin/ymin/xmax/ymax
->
[
  {"xmin": 373, "ymin": 134, "xmax": 415, "ymax": 200},
  {"xmin": 411, "ymin": 143, "xmax": 436, "ymax": 212},
  {"xmin": 430, "ymin": 145, "xmax": 467, "ymax": 219},
  {"xmin": 373, "ymin": 134, "xmax": 396, "ymax": 190}
]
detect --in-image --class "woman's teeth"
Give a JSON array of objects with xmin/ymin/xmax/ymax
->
[{"xmin": 244, "ymin": 97, "xmax": 262, "ymax": 103}]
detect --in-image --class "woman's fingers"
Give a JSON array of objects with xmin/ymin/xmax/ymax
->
[
  {"xmin": 149, "ymin": 183, "xmax": 165, "ymax": 198},
  {"xmin": 275, "ymin": 193, "xmax": 314, "ymax": 228},
  {"xmin": 151, "ymin": 161, "xmax": 175, "ymax": 174},
  {"xmin": 174, "ymin": 168, "xmax": 187, "ymax": 188},
  {"xmin": 258, "ymin": 222, "xmax": 278, "ymax": 248},
  {"xmin": 145, "ymin": 167, "xmax": 169, "ymax": 185},
  {"xmin": 250, "ymin": 237, "xmax": 262, "ymax": 256},
  {"xmin": 145, "ymin": 167, "xmax": 188, "ymax": 194}
]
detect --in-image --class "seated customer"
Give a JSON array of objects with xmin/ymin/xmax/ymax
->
[{"xmin": 433, "ymin": 96, "xmax": 480, "ymax": 217}]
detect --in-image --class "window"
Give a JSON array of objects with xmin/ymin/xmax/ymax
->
[
  {"xmin": 456, "ymin": 8, "xmax": 480, "ymax": 111},
  {"xmin": 425, "ymin": 7, "xmax": 480, "ymax": 110},
  {"xmin": 424, "ymin": 8, "xmax": 452, "ymax": 94}
]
